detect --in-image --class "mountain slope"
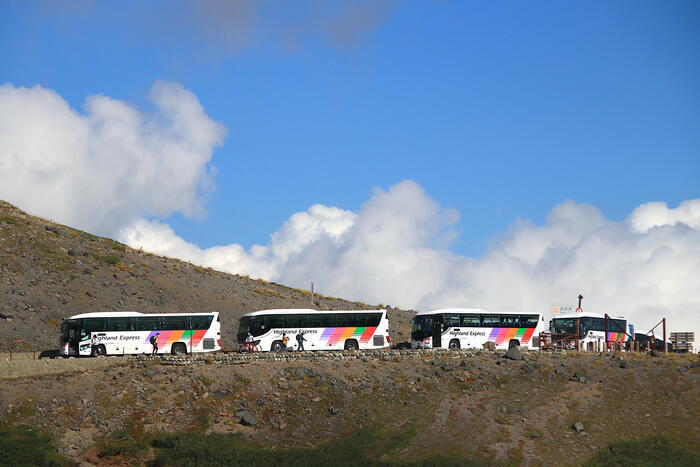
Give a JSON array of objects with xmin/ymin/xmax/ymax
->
[{"xmin": 0, "ymin": 201, "xmax": 413, "ymax": 351}]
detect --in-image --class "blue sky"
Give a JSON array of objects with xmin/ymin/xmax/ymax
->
[{"xmin": 2, "ymin": 0, "xmax": 698, "ymax": 257}]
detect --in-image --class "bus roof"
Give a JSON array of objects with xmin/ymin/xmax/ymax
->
[
  {"xmin": 414, "ymin": 308, "xmax": 537, "ymax": 316},
  {"xmin": 553, "ymin": 312, "xmax": 626, "ymax": 320},
  {"xmin": 66, "ymin": 311, "xmax": 218, "ymax": 320},
  {"xmin": 241, "ymin": 308, "xmax": 385, "ymax": 318}
]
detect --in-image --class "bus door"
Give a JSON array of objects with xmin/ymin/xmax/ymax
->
[
  {"xmin": 61, "ymin": 320, "xmax": 82, "ymax": 355},
  {"xmin": 429, "ymin": 316, "xmax": 443, "ymax": 348}
]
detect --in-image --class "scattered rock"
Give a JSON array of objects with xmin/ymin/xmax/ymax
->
[
  {"xmin": 503, "ymin": 347, "xmax": 523, "ymax": 361},
  {"xmin": 572, "ymin": 422, "xmax": 584, "ymax": 433},
  {"xmin": 236, "ymin": 409, "xmax": 258, "ymax": 426},
  {"xmin": 650, "ymin": 350, "xmax": 661, "ymax": 357},
  {"xmin": 482, "ymin": 341, "xmax": 496, "ymax": 351},
  {"xmin": 45, "ymin": 225, "xmax": 62, "ymax": 235}
]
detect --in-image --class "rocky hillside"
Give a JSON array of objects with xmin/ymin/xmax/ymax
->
[
  {"xmin": 0, "ymin": 201, "xmax": 414, "ymax": 351},
  {"xmin": 1, "ymin": 350, "xmax": 698, "ymax": 465}
]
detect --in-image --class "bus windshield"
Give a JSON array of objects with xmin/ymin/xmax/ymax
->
[
  {"xmin": 551, "ymin": 318, "xmax": 576, "ymax": 334},
  {"xmin": 237, "ymin": 316, "xmax": 265, "ymax": 341},
  {"xmin": 411, "ymin": 315, "xmax": 432, "ymax": 340}
]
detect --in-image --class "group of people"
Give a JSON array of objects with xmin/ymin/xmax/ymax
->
[
  {"xmin": 244, "ymin": 331, "xmax": 306, "ymax": 351},
  {"xmin": 281, "ymin": 331, "xmax": 306, "ymax": 351}
]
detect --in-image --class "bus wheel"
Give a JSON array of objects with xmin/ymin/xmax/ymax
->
[
  {"xmin": 271, "ymin": 341, "xmax": 284, "ymax": 352},
  {"xmin": 172, "ymin": 343, "xmax": 187, "ymax": 355},
  {"xmin": 344, "ymin": 339, "xmax": 359, "ymax": 351},
  {"xmin": 448, "ymin": 339, "xmax": 460, "ymax": 350},
  {"xmin": 93, "ymin": 345, "xmax": 106, "ymax": 357},
  {"xmin": 508, "ymin": 339, "xmax": 520, "ymax": 349}
]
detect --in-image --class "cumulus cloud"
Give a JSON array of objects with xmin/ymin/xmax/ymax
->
[
  {"xmin": 1, "ymin": 83, "xmax": 696, "ymax": 336},
  {"xmin": 0, "ymin": 82, "xmax": 225, "ymax": 235},
  {"xmin": 118, "ymin": 180, "xmax": 700, "ymax": 335}
]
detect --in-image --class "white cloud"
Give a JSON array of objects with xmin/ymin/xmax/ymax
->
[
  {"xmin": 0, "ymin": 82, "xmax": 225, "ymax": 235},
  {"xmin": 118, "ymin": 180, "xmax": 700, "ymax": 336},
  {"xmin": 2, "ymin": 82, "xmax": 697, "ymax": 337}
]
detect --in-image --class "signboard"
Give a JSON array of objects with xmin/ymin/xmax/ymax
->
[{"xmin": 551, "ymin": 306, "xmax": 574, "ymax": 315}]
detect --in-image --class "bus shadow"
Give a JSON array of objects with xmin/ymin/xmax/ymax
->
[{"xmin": 39, "ymin": 349, "xmax": 61, "ymax": 359}]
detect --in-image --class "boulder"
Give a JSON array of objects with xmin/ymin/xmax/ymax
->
[
  {"xmin": 482, "ymin": 341, "xmax": 496, "ymax": 351},
  {"xmin": 503, "ymin": 346, "xmax": 523, "ymax": 361},
  {"xmin": 572, "ymin": 422, "xmax": 584, "ymax": 433},
  {"xmin": 236, "ymin": 409, "xmax": 258, "ymax": 426}
]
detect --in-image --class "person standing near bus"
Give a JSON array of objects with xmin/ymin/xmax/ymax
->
[
  {"xmin": 282, "ymin": 333, "xmax": 289, "ymax": 350},
  {"xmin": 151, "ymin": 333, "xmax": 159, "ymax": 355},
  {"xmin": 90, "ymin": 334, "xmax": 99, "ymax": 356},
  {"xmin": 296, "ymin": 332, "xmax": 306, "ymax": 351}
]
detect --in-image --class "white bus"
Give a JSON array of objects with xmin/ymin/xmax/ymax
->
[
  {"xmin": 59, "ymin": 311, "xmax": 221, "ymax": 357},
  {"xmin": 237, "ymin": 309, "xmax": 391, "ymax": 352},
  {"xmin": 549, "ymin": 312, "xmax": 628, "ymax": 351},
  {"xmin": 411, "ymin": 308, "xmax": 546, "ymax": 350}
]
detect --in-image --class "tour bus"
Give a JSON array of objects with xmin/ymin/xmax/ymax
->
[
  {"xmin": 237, "ymin": 308, "xmax": 391, "ymax": 352},
  {"xmin": 549, "ymin": 312, "xmax": 628, "ymax": 351},
  {"xmin": 59, "ymin": 311, "xmax": 221, "ymax": 357},
  {"xmin": 411, "ymin": 308, "xmax": 546, "ymax": 350}
]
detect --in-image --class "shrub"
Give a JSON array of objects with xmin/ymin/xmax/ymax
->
[
  {"xmin": 585, "ymin": 436, "xmax": 700, "ymax": 466},
  {"xmin": 95, "ymin": 254, "xmax": 120, "ymax": 265},
  {"xmin": 0, "ymin": 424, "xmax": 74, "ymax": 466}
]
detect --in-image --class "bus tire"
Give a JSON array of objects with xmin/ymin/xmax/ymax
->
[
  {"xmin": 271, "ymin": 341, "xmax": 284, "ymax": 352},
  {"xmin": 172, "ymin": 343, "xmax": 187, "ymax": 355},
  {"xmin": 93, "ymin": 345, "xmax": 106, "ymax": 357},
  {"xmin": 344, "ymin": 339, "xmax": 359, "ymax": 351},
  {"xmin": 508, "ymin": 339, "xmax": 520, "ymax": 349},
  {"xmin": 448, "ymin": 339, "xmax": 460, "ymax": 350}
]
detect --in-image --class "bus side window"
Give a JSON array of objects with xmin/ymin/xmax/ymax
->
[
  {"xmin": 521, "ymin": 315, "xmax": 539, "ymax": 328},
  {"xmin": 192, "ymin": 316, "xmax": 213, "ymax": 330},
  {"xmin": 481, "ymin": 315, "xmax": 500, "ymax": 328},
  {"xmin": 83, "ymin": 317, "xmax": 107, "ymax": 334},
  {"xmin": 308, "ymin": 314, "xmax": 324, "ymax": 328},
  {"xmin": 108, "ymin": 317, "xmax": 133, "ymax": 332},
  {"xmin": 443, "ymin": 314, "xmax": 460, "ymax": 328},
  {"xmin": 163, "ymin": 316, "xmax": 189, "ymax": 330},
  {"xmin": 461, "ymin": 314, "xmax": 480, "ymax": 327},
  {"xmin": 134, "ymin": 317, "xmax": 158, "ymax": 331}
]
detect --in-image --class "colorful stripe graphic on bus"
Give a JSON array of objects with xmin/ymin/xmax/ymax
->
[
  {"xmin": 487, "ymin": 328, "xmax": 535, "ymax": 345},
  {"xmin": 145, "ymin": 330, "xmax": 207, "ymax": 349},
  {"xmin": 606, "ymin": 332, "xmax": 627, "ymax": 342},
  {"xmin": 322, "ymin": 327, "xmax": 377, "ymax": 346}
]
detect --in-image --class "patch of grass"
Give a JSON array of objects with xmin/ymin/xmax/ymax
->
[
  {"xmin": 149, "ymin": 426, "xmax": 435, "ymax": 466},
  {"xmin": 0, "ymin": 214, "xmax": 19, "ymax": 225},
  {"xmin": 45, "ymin": 318, "xmax": 61, "ymax": 328},
  {"xmin": 96, "ymin": 414, "xmax": 152, "ymax": 459},
  {"xmin": 3, "ymin": 398, "xmax": 36, "ymax": 425},
  {"xmin": 0, "ymin": 424, "xmax": 74, "ymax": 466},
  {"xmin": 584, "ymin": 436, "xmax": 700, "ymax": 466},
  {"xmin": 254, "ymin": 287, "xmax": 284, "ymax": 298},
  {"xmin": 110, "ymin": 240, "xmax": 127, "ymax": 251},
  {"xmin": 94, "ymin": 254, "xmax": 120, "ymax": 265}
]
